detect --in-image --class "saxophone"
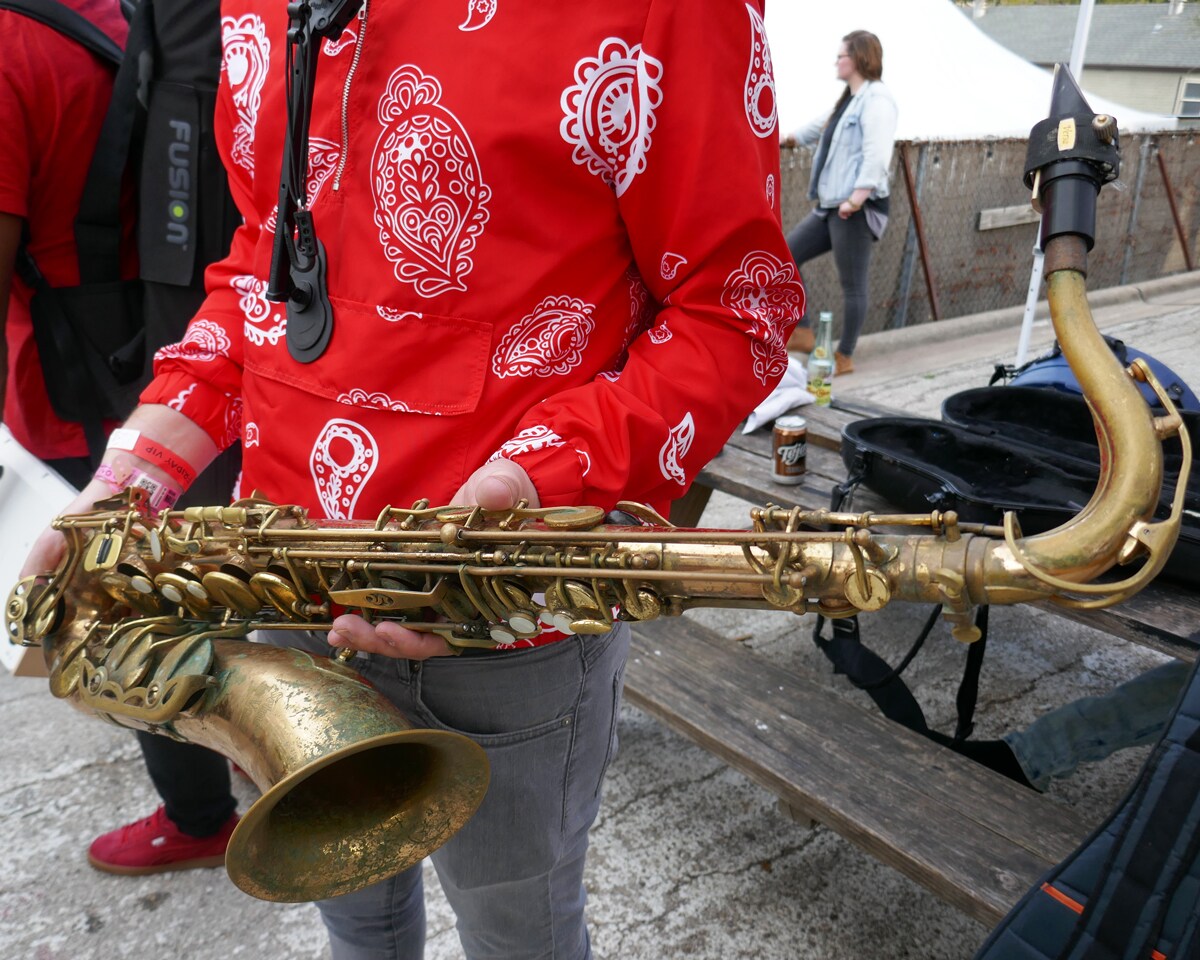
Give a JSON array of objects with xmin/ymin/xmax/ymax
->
[{"xmin": 4, "ymin": 69, "xmax": 1192, "ymax": 904}]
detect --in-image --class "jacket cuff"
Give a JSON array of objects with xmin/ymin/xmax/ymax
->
[
  {"xmin": 491, "ymin": 427, "xmax": 586, "ymax": 508},
  {"xmin": 140, "ymin": 373, "xmax": 237, "ymax": 451}
]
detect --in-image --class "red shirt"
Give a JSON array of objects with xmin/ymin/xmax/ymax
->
[
  {"xmin": 144, "ymin": 0, "xmax": 803, "ymax": 520},
  {"xmin": 0, "ymin": 0, "xmax": 134, "ymax": 461}
]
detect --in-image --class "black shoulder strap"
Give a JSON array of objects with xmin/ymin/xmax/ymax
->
[
  {"xmin": 74, "ymin": 1, "xmax": 150, "ymax": 283},
  {"xmin": 4, "ymin": 0, "xmax": 150, "ymax": 285},
  {"xmin": 0, "ymin": 0, "xmax": 122, "ymax": 65}
]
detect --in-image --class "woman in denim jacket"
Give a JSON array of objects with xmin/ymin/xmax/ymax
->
[{"xmin": 785, "ymin": 30, "xmax": 898, "ymax": 374}]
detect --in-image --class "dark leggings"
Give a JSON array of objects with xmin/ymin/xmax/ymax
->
[{"xmin": 786, "ymin": 208, "xmax": 875, "ymax": 358}]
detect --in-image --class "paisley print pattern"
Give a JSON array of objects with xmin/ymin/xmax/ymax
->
[
  {"xmin": 743, "ymin": 4, "xmax": 777, "ymax": 139},
  {"xmin": 322, "ymin": 15, "xmax": 358, "ymax": 56},
  {"xmin": 628, "ymin": 268, "xmax": 657, "ymax": 338},
  {"xmin": 459, "ymin": 0, "xmax": 496, "ymax": 31},
  {"xmin": 244, "ymin": 421, "xmax": 260, "ymax": 448},
  {"xmin": 659, "ymin": 252, "xmax": 687, "ymax": 281},
  {"xmin": 310, "ymin": 419, "xmax": 379, "ymax": 519},
  {"xmin": 722, "ymin": 251, "xmax": 804, "ymax": 386},
  {"xmin": 658, "ymin": 412, "xmax": 694, "ymax": 486},
  {"xmin": 489, "ymin": 425, "xmax": 565, "ymax": 462},
  {"xmin": 233, "ymin": 275, "xmax": 286, "ymax": 346},
  {"xmin": 222, "ymin": 398, "xmax": 243, "ymax": 450},
  {"xmin": 492, "ymin": 296, "xmax": 596, "ymax": 378},
  {"xmin": 265, "ymin": 138, "xmax": 341, "ymax": 233},
  {"xmin": 766, "ymin": 173, "xmax": 776, "ymax": 208},
  {"xmin": 647, "ymin": 318, "xmax": 672, "ymax": 345},
  {"xmin": 156, "ymin": 319, "xmax": 232, "ymax": 363},
  {"xmin": 372, "ymin": 65, "xmax": 492, "ymax": 298},
  {"xmin": 560, "ymin": 37, "xmax": 664, "ymax": 197},
  {"xmin": 167, "ymin": 383, "xmax": 196, "ymax": 412},
  {"xmin": 335, "ymin": 388, "xmax": 440, "ymax": 415},
  {"xmin": 377, "ymin": 306, "xmax": 423, "ymax": 322},
  {"xmin": 221, "ymin": 15, "xmax": 270, "ymax": 175}
]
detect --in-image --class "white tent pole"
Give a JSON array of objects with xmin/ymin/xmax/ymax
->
[
  {"xmin": 1015, "ymin": 0, "xmax": 1097, "ymax": 368},
  {"xmin": 1068, "ymin": 0, "xmax": 1096, "ymax": 79},
  {"xmin": 1015, "ymin": 241, "xmax": 1045, "ymax": 366}
]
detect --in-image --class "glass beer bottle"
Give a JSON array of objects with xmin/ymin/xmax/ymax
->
[{"xmin": 807, "ymin": 311, "xmax": 835, "ymax": 407}]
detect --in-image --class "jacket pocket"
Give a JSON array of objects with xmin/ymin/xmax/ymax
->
[{"xmin": 244, "ymin": 296, "xmax": 491, "ymax": 416}]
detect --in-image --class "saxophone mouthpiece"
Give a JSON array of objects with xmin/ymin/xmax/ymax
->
[{"xmin": 1023, "ymin": 63, "xmax": 1121, "ymax": 251}]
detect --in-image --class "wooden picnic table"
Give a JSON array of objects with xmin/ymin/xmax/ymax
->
[
  {"xmin": 624, "ymin": 397, "xmax": 1199, "ymax": 927},
  {"xmin": 672, "ymin": 397, "xmax": 1200, "ymax": 662}
]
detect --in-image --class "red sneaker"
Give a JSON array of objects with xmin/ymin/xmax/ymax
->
[{"xmin": 87, "ymin": 806, "xmax": 240, "ymax": 875}]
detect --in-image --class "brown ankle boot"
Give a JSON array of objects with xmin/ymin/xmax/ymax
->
[
  {"xmin": 835, "ymin": 351, "xmax": 855, "ymax": 375},
  {"xmin": 792, "ymin": 326, "xmax": 815, "ymax": 353}
]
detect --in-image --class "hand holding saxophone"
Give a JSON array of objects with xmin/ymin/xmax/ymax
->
[
  {"xmin": 19, "ymin": 404, "xmax": 218, "ymax": 580},
  {"xmin": 327, "ymin": 458, "xmax": 540, "ymax": 659}
]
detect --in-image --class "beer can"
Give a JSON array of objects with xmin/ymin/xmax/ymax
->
[{"xmin": 772, "ymin": 415, "xmax": 807, "ymax": 484}]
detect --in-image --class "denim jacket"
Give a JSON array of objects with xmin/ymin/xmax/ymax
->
[{"xmin": 793, "ymin": 80, "xmax": 898, "ymax": 208}]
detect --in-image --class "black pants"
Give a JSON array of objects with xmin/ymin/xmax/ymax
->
[
  {"xmin": 786, "ymin": 208, "xmax": 875, "ymax": 357},
  {"xmin": 133, "ymin": 444, "xmax": 244, "ymax": 834},
  {"xmin": 135, "ymin": 732, "xmax": 237, "ymax": 835}
]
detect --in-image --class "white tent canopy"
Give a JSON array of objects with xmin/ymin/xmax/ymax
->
[{"xmin": 764, "ymin": 0, "xmax": 1177, "ymax": 141}]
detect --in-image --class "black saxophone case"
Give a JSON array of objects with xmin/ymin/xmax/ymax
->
[{"xmin": 840, "ymin": 386, "xmax": 1199, "ymax": 587}]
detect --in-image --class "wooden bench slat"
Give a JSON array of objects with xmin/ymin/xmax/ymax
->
[{"xmin": 626, "ymin": 617, "xmax": 1088, "ymax": 926}]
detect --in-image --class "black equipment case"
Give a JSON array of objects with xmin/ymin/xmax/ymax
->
[{"xmin": 840, "ymin": 386, "xmax": 1199, "ymax": 587}]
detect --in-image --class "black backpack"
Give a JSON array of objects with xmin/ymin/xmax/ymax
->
[{"xmin": 2, "ymin": 0, "xmax": 239, "ymax": 469}]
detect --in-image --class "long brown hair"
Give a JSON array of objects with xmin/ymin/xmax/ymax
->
[{"xmin": 832, "ymin": 30, "xmax": 884, "ymax": 114}]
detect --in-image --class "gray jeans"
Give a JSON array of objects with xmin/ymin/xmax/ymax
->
[
  {"xmin": 1004, "ymin": 658, "xmax": 1190, "ymax": 791},
  {"xmin": 270, "ymin": 624, "xmax": 630, "ymax": 960},
  {"xmin": 786, "ymin": 208, "xmax": 875, "ymax": 357}
]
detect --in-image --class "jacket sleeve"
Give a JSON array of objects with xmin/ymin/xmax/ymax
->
[
  {"xmin": 791, "ymin": 111, "xmax": 829, "ymax": 150},
  {"xmin": 499, "ymin": 0, "xmax": 804, "ymax": 511},
  {"xmin": 137, "ymin": 48, "xmax": 257, "ymax": 452},
  {"xmin": 854, "ymin": 86, "xmax": 899, "ymax": 194}
]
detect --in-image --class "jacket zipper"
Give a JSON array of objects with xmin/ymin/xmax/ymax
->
[{"xmin": 332, "ymin": 0, "xmax": 369, "ymax": 192}]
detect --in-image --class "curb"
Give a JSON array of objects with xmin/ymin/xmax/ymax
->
[{"xmin": 849, "ymin": 269, "xmax": 1200, "ymax": 359}]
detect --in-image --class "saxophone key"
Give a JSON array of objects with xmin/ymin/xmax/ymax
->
[
  {"xmin": 83, "ymin": 531, "xmax": 123, "ymax": 572},
  {"xmin": 567, "ymin": 618, "xmax": 612, "ymax": 636},
  {"xmin": 203, "ymin": 571, "xmax": 265, "ymax": 617}
]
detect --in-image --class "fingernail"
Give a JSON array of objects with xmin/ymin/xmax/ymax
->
[{"xmin": 328, "ymin": 630, "xmax": 343, "ymax": 646}]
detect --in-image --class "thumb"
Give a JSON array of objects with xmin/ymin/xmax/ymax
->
[
  {"xmin": 474, "ymin": 472, "xmax": 522, "ymax": 510},
  {"xmin": 454, "ymin": 458, "xmax": 540, "ymax": 510}
]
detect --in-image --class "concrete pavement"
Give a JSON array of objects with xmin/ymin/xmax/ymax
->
[{"xmin": 2, "ymin": 270, "xmax": 1198, "ymax": 960}]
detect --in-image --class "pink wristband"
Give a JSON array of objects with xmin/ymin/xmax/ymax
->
[{"xmin": 95, "ymin": 463, "xmax": 182, "ymax": 511}]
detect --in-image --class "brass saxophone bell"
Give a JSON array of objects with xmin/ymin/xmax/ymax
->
[{"xmin": 157, "ymin": 640, "xmax": 490, "ymax": 902}]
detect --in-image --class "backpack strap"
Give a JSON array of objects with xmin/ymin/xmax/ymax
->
[
  {"xmin": 73, "ymin": 2, "xmax": 149, "ymax": 284},
  {"xmin": 0, "ymin": 0, "xmax": 122, "ymax": 64}
]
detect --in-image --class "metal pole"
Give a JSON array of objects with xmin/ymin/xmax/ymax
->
[
  {"xmin": 1068, "ymin": 0, "xmax": 1096, "ymax": 80},
  {"xmin": 1015, "ymin": 0, "xmax": 1096, "ymax": 364},
  {"xmin": 1119, "ymin": 137, "xmax": 1153, "ymax": 286},
  {"xmin": 1014, "ymin": 242, "xmax": 1045, "ymax": 367},
  {"xmin": 892, "ymin": 141, "xmax": 928, "ymax": 330},
  {"xmin": 1157, "ymin": 144, "xmax": 1196, "ymax": 272},
  {"xmin": 898, "ymin": 142, "xmax": 941, "ymax": 323}
]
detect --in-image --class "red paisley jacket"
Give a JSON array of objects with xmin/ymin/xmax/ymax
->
[{"xmin": 141, "ymin": 0, "xmax": 804, "ymax": 522}]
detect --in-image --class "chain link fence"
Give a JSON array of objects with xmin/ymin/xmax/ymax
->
[{"xmin": 780, "ymin": 130, "xmax": 1200, "ymax": 341}]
